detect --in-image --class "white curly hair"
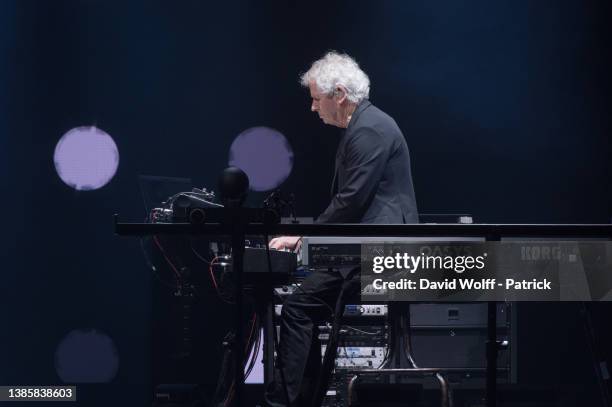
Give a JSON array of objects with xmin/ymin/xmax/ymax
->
[{"xmin": 300, "ymin": 51, "xmax": 370, "ymax": 104}]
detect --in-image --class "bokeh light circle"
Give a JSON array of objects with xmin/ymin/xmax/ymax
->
[
  {"xmin": 53, "ymin": 126, "xmax": 119, "ymax": 190},
  {"xmin": 228, "ymin": 127, "xmax": 293, "ymax": 191},
  {"xmin": 55, "ymin": 329, "xmax": 119, "ymax": 383}
]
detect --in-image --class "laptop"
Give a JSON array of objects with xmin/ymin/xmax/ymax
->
[{"xmin": 138, "ymin": 175, "xmax": 193, "ymax": 215}]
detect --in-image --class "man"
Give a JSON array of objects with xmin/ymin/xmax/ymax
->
[{"xmin": 266, "ymin": 52, "xmax": 418, "ymax": 407}]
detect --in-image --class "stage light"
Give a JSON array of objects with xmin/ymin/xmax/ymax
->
[
  {"xmin": 53, "ymin": 126, "xmax": 119, "ymax": 191},
  {"xmin": 228, "ymin": 126, "xmax": 293, "ymax": 192},
  {"xmin": 54, "ymin": 329, "xmax": 119, "ymax": 383}
]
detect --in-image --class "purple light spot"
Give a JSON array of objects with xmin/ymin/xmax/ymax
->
[
  {"xmin": 229, "ymin": 127, "xmax": 293, "ymax": 191},
  {"xmin": 53, "ymin": 126, "xmax": 119, "ymax": 190},
  {"xmin": 55, "ymin": 329, "xmax": 119, "ymax": 383}
]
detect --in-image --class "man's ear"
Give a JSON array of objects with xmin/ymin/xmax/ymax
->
[{"xmin": 334, "ymin": 86, "xmax": 348, "ymax": 104}]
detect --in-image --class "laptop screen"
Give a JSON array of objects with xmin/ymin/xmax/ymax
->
[{"xmin": 138, "ymin": 175, "xmax": 193, "ymax": 215}]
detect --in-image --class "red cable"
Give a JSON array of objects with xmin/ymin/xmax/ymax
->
[
  {"xmin": 152, "ymin": 235, "xmax": 182, "ymax": 284},
  {"xmin": 224, "ymin": 313, "xmax": 258, "ymax": 407},
  {"xmin": 208, "ymin": 256, "xmax": 219, "ymax": 290}
]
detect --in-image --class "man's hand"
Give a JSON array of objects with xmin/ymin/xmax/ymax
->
[{"xmin": 269, "ymin": 236, "xmax": 303, "ymax": 252}]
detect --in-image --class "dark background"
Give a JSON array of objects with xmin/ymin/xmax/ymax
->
[{"xmin": 1, "ymin": 0, "xmax": 611, "ymax": 406}]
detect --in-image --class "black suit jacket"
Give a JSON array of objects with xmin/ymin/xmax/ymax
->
[{"xmin": 316, "ymin": 100, "xmax": 418, "ymax": 224}]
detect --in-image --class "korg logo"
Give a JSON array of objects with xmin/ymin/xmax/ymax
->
[{"xmin": 521, "ymin": 246, "xmax": 561, "ymax": 261}]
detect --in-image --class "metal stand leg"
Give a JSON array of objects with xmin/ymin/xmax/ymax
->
[
  {"xmin": 231, "ymin": 220, "xmax": 246, "ymax": 407},
  {"xmin": 486, "ymin": 301, "xmax": 497, "ymax": 407},
  {"xmin": 263, "ymin": 294, "xmax": 275, "ymax": 387}
]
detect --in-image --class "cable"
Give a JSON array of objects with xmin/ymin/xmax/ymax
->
[
  {"xmin": 245, "ymin": 315, "xmax": 261, "ymax": 380},
  {"xmin": 243, "ymin": 313, "xmax": 257, "ymax": 376},
  {"xmin": 219, "ymin": 267, "xmax": 238, "ymax": 304},
  {"xmin": 139, "ymin": 237, "xmax": 177, "ymax": 289},
  {"xmin": 208, "ymin": 256, "xmax": 220, "ymax": 290},
  {"xmin": 336, "ymin": 324, "xmax": 351, "ymax": 368},
  {"xmin": 377, "ymin": 344, "xmax": 391, "ymax": 369},
  {"xmin": 152, "ymin": 235, "xmax": 181, "ymax": 280},
  {"xmin": 224, "ymin": 312, "xmax": 259, "ymax": 407},
  {"xmin": 189, "ymin": 238, "xmax": 234, "ymax": 304},
  {"xmin": 190, "ymin": 239, "xmax": 211, "ymax": 264},
  {"xmin": 377, "ymin": 313, "xmax": 392, "ymax": 369},
  {"xmin": 209, "ymin": 258, "xmax": 235, "ymax": 304},
  {"xmin": 404, "ymin": 303, "xmax": 418, "ymax": 368},
  {"xmin": 152, "ymin": 235, "xmax": 182, "ymax": 290},
  {"xmin": 223, "ymin": 382, "xmax": 234, "ymax": 407},
  {"xmin": 343, "ymin": 325, "xmax": 379, "ymax": 335},
  {"xmin": 140, "ymin": 213, "xmax": 177, "ymax": 289}
]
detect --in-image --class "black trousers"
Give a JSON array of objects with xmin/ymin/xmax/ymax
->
[{"xmin": 265, "ymin": 268, "xmax": 360, "ymax": 407}]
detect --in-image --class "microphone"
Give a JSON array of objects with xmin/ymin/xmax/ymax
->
[{"xmin": 218, "ymin": 166, "xmax": 249, "ymax": 208}]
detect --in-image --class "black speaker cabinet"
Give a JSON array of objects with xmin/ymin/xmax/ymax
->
[{"xmin": 407, "ymin": 303, "xmax": 516, "ymax": 387}]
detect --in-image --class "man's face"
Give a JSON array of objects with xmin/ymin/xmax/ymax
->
[{"xmin": 308, "ymin": 80, "xmax": 339, "ymax": 126}]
